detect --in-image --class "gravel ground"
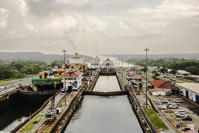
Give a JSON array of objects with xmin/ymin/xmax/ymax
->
[{"xmin": 149, "ymin": 94, "xmax": 199, "ymax": 132}]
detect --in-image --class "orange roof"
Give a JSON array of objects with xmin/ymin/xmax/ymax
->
[
  {"xmin": 149, "ymin": 89, "xmax": 165, "ymax": 92},
  {"xmin": 129, "ymin": 68, "xmax": 138, "ymax": 71},
  {"xmin": 61, "ymin": 69, "xmax": 82, "ymax": 78},
  {"xmin": 128, "ymin": 75, "xmax": 143, "ymax": 80},
  {"xmin": 62, "ymin": 73, "xmax": 78, "ymax": 78},
  {"xmin": 150, "ymin": 79, "xmax": 179, "ymax": 89}
]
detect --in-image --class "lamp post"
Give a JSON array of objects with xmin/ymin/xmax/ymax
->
[
  {"xmin": 122, "ymin": 58, "xmax": 123, "ymax": 82},
  {"xmin": 144, "ymin": 48, "xmax": 149, "ymax": 109},
  {"xmin": 62, "ymin": 50, "xmax": 67, "ymax": 105},
  {"xmin": 30, "ymin": 60, "xmax": 33, "ymax": 81},
  {"xmin": 128, "ymin": 59, "xmax": 129, "ymax": 87}
]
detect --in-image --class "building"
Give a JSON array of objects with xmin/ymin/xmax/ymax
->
[
  {"xmin": 128, "ymin": 75, "xmax": 143, "ymax": 84},
  {"xmin": 128, "ymin": 75, "xmax": 143, "ymax": 91},
  {"xmin": 177, "ymin": 70, "xmax": 190, "ymax": 76},
  {"xmin": 149, "ymin": 89, "xmax": 166, "ymax": 96},
  {"xmin": 148, "ymin": 67, "xmax": 159, "ymax": 71},
  {"xmin": 128, "ymin": 68, "xmax": 139, "ymax": 75},
  {"xmin": 186, "ymin": 75, "xmax": 199, "ymax": 82},
  {"xmin": 82, "ymin": 70, "xmax": 93, "ymax": 86},
  {"xmin": 61, "ymin": 69, "xmax": 83, "ymax": 91},
  {"xmin": 176, "ymin": 83, "xmax": 199, "ymax": 104},
  {"xmin": 150, "ymin": 79, "xmax": 179, "ymax": 93}
]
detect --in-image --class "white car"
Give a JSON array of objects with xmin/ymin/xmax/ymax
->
[
  {"xmin": 161, "ymin": 104, "xmax": 167, "ymax": 110},
  {"xmin": 172, "ymin": 98, "xmax": 183, "ymax": 103},
  {"xmin": 0, "ymin": 86, "xmax": 6, "ymax": 90},
  {"xmin": 177, "ymin": 113, "xmax": 191, "ymax": 118},
  {"xmin": 168, "ymin": 102, "xmax": 180, "ymax": 106},
  {"xmin": 168, "ymin": 104, "xmax": 178, "ymax": 109},
  {"xmin": 175, "ymin": 110, "xmax": 186, "ymax": 115}
]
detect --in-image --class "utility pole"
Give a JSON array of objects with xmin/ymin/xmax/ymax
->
[
  {"xmin": 144, "ymin": 48, "xmax": 149, "ymax": 109},
  {"xmin": 122, "ymin": 58, "xmax": 123, "ymax": 82},
  {"xmin": 62, "ymin": 50, "xmax": 67, "ymax": 105},
  {"xmin": 119, "ymin": 57, "xmax": 120, "ymax": 69},
  {"xmin": 128, "ymin": 59, "xmax": 129, "ymax": 87},
  {"xmin": 31, "ymin": 60, "xmax": 33, "ymax": 81}
]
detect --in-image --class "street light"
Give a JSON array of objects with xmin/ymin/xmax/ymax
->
[
  {"xmin": 128, "ymin": 59, "xmax": 129, "ymax": 87},
  {"xmin": 144, "ymin": 48, "xmax": 149, "ymax": 109},
  {"xmin": 30, "ymin": 60, "xmax": 33, "ymax": 81},
  {"xmin": 122, "ymin": 58, "xmax": 123, "ymax": 82},
  {"xmin": 62, "ymin": 50, "xmax": 67, "ymax": 105}
]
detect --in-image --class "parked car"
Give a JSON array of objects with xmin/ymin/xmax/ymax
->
[
  {"xmin": 168, "ymin": 102, "xmax": 180, "ymax": 106},
  {"xmin": 172, "ymin": 98, "xmax": 183, "ymax": 103},
  {"xmin": 168, "ymin": 104, "xmax": 178, "ymax": 109},
  {"xmin": 177, "ymin": 113, "xmax": 191, "ymax": 118},
  {"xmin": 0, "ymin": 86, "xmax": 6, "ymax": 91},
  {"xmin": 161, "ymin": 104, "xmax": 167, "ymax": 110},
  {"xmin": 181, "ymin": 116, "xmax": 192, "ymax": 121},
  {"xmin": 175, "ymin": 110, "xmax": 186, "ymax": 115}
]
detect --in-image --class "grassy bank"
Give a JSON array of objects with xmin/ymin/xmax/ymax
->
[{"xmin": 145, "ymin": 109, "xmax": 168, "ymax": 130}]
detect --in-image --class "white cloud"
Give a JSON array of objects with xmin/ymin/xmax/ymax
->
[
  {"xmin": 0, "ymin": 0, "xmax": 199, "ymax": 55},
  {"xmin": 15, "ymin": 0, "xmax": 29, "ymax": 18},
  {"xmin": 0, "ymin": 8, "xmax": 9, "ymax": 28},
  {"xmin": 25, "ymin": 23, "xmax": 38, "ymax": 33}
]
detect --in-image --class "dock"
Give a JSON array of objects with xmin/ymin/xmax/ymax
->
[{"xmin": 9, "ymin": 69, "xmax": 161, "ymax": 133}]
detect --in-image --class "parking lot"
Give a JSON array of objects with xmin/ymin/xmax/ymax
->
[{"xmin": 149, "ymin": 94, "xmax": 199, "ymax": 132}]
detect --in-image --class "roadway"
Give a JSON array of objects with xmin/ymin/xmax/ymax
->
[
  {"xmin": 0, "ymin": 76, "xmax": 39, "ymax": 96},
  {"xmin": 1, "ymin": 75, "xmax": 38, "ymax": 88}
]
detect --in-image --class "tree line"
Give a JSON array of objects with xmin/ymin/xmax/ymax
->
[
  {"xmin": 127, "ymin": 58, "xmax": 199, "ymax": 75},
  {"xmin": 0, "ymin": 60, "xmax": 50, "ymax": 79}
]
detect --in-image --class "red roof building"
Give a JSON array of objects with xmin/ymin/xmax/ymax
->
[
  {"xmin": 128, "ymin": 68, "xmax": 139, "ymax": 74},
  {"xmin": 128, "ymin": 75, "xmax": 143, "ymax": 80},
  {"xmin": 129, "ymin": 68, "xmax": 138, "ymax": 71},
  {"xmin": 150, "ymin": 79, "xmax": 179, "ymax": 89},
  {"xmin": 61, "ymin": 69, "xmax": 83, "ymax": 91},
  {"xmin": 61, "ymin": 69, "xmax": 82, "ymax": 78}
]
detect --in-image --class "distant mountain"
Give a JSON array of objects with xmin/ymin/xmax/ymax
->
[
  {"xmin": 0, "ymin": 52, "xmax": 92, "ymax": 64},
  {"xmin": 103, "ymin": 53, "xmax": 199, "ymax": 60}
]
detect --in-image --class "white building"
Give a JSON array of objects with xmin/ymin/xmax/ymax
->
[
  {"xmin": 61, "ymin": 69, "xmax": 83, "ymax": 91},
  {"xmin": 177, "ymin": 70, "xmax": 190, "ymax": 76},
  {"xmin": 186, "ymin": 75, "xmax": 199, "ymax": 81},
  {"xmin": 149, "ymin": 89, "xmax": 166, "ymax": 96},
  {"xmin": 128, "ymin": 68, "xmax": 139, "ymax": 75},
  {"xmin": 176, "ymin": 83, "xmax": 199, "ymax": 104},
  {"xmin": 148, "ymin": 67, "xmax": 159, "ymax": 71}
]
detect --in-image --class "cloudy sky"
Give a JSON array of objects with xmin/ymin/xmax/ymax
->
[{"xmin": 0, "ymin": 0, "xmax": 199, "ymax": 56}]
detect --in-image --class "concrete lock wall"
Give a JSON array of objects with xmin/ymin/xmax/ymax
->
[{"xmin": 0, "ymin": 90, "xmax": 55, "ymax": 114}]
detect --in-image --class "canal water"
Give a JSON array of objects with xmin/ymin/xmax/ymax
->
[
  {"xmin": 0, "ymin": 106, "xmax": 38, "ymax": 132},
  {"xmin": 0, "ymin": 92, "xmax": 53, "ymax": 132},
  {"xmin": 93, "ymin": 76, "xmax": 121, "ymax": 92},
  {"xmin": 63, "ymin": 76, "xmax": 143, "ymax": 133}
]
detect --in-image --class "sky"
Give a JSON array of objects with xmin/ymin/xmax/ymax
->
[{"xmin": 0, "ymin": 0, "xmax": 199, "ymax": 56}]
